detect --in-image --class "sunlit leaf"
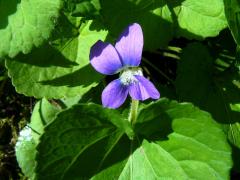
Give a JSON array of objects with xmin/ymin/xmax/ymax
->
[
  {"xmin": 171, "ymin": 0, "xmax": 227, "ymax": 39},
  {"xmin": 0, "ymin": 0, "xmax": 62, "ymax": 58},
  {"xmin": 6, "ymin": 20, "xmax": 107, "ymax": 98}
]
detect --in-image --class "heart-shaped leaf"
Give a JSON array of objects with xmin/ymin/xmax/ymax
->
[{"xmin": 35, "ymin": 99, "xmax": 232, "ymax": 179}]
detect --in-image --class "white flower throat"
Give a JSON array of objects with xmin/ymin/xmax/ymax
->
[{"xmin": 120, "ymin": 68, "xmax": 143, "ymax": 85}]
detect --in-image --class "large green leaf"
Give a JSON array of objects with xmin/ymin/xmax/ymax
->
[
  {"xmin": 101, "ymin": 0, "xmax": 174, "ymax": 50},
  {"xmin": 0, "ymin": 0, "xmax": 62, "ymax": 58},
  {"xmin": 5, "ymin": 20, "xmax": 107, "ymax": 98},
  {"xmin": 35, "ymin": 103, "xmax": 133, "ymax": 179},
  {"xmin": 224, "ymin": 0, "xmax": 240, "ymax": 45},
  {"xmin": 170, "ymin": 0, "xmax": 227, "ymax": 39},
  {"xmin": 35, "ymin": 100, "xmax": 232, "ymax": 179},
  {"xmin": 136, "ymin": 99, "xmax": 232, "ymax": 179},
  {"xmin": 176, "ymin": 42, "xmax": 240, "ymax": 148}
]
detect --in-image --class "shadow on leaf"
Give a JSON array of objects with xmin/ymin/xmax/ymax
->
[
  {"xmin": 40, "ymin": 64, "xmax": 102, "ymax": 87},
  {"xmin": 89, "ymin": 0, "xmax": 202, "ymax": 49},
  {"xmin": 0, "ymin": 0, "xmax": 20, "ymax": 29},
  {"xmin": 134, "ymin": 99, "xmax": 174, "ymax": 141},
  {"xmin": 13, "ymin": 42, "xmax": 78, "ymax": 68}
]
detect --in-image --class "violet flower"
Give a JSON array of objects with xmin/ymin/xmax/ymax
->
[{"xmin": 90, "ymin": 23, "xmax": 160, "ymax": 109}]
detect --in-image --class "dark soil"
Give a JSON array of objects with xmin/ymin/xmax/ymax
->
[{"xmin": 0, "ymin": 67, "xmax": 34, "ymax": 180}]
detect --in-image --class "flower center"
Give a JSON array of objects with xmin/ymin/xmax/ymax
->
[{"xmin": 120, "ymin": 68, "xmax": 143, "ymax": 85}]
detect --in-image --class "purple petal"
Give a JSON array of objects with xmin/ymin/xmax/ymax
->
[
  {"xmin": 115, "ymin": 23, "xmax": 143, "ymax": 67},
  {"xmin": 129, "ymin": 75, "xmax": 160, "ymax": 100},
  {"xmin": 90, "ymin": 40, "xmax": 123, "ymax": 75},
  {"xmin": 102, "ymin": 79, "xmax": 129, "ymax": 109}
]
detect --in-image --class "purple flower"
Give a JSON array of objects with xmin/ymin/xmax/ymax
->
[{"xmin": 90, "ymin": 23, "xmax": 160, "ymax": 109}]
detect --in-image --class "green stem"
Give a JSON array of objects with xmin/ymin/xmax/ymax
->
[
  {"xmin": 167, "ymin": 46, "xmax": 182, "ymax": 53},
  {"xmin": 128, "ymin": 99, "xmax": 139, "ymax": 125},
  {"xmin": 162, "ymin": 52, "xmax": 180, "ymax": 60},
  {"xmin": 151, "ymin": 50, "xmax": 180, "ymax": 60}
]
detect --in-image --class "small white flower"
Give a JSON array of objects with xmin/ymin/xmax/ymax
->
[{"xmin": 15, "ymin": 126, "xmax": 32, "ymax": 148}]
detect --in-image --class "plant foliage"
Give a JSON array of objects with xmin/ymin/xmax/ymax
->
[{"xmin": 0, "ymin": 0, "xmax": 239, "ymax": 179}]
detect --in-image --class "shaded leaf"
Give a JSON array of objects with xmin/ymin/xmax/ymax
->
[
  {"xmin": 101, "ymin": 0, "xmax": 174, "ymax": 50},
  {"xmin": 224, "ymin": 0, "xmax": 240, "ymax": 45},
  {"xmin": 176, "ymin": 42, "xmax": 240, "ymax": 148},
  {"xmin": 35, "ymin": 103, "xmax": 133, "ymax": 179}
]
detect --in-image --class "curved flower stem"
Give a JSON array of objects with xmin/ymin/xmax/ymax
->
[
  {"xmin": 151, "ymin": 50, "xmax": 180, "ymax": 60},
  {"xmin": 167, "ymin": 46, "xmax": 182, "ymax": 53},
  {"xmin": 128, "ymin": 99, "xmax": 139, "ymax": 125}
]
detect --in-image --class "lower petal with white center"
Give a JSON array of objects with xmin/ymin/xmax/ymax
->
[{"xmin": 129, "ymin": 75, "xmax": 160, "ymax": 100}]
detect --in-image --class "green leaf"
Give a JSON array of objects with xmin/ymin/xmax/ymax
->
[
  {"xmin": 61, "ymin": 95, "xmax": 83, "ymax": 108},
  {"xmin": 93, "ymin": 139, "xmax": 190, "ymax": 180},
  {"xmin": 15, "ymin": 126, "xmax": 36, "ymax": 179},
  {"xmin": 136, "ymin": 99, "xmax": 232, "ymax": 179},
  {"xmin": 30, "ymin": 98, "xmax": 61, "ymax": 142},
  {"xmin": 101, "ymin": 0, "xmax": 174, "ymax": 50},
  {"xmin": 176, "ymin": 42, "xmax": 240, "ymax": 148},
  {"xmin": 35, "ymin": 103, "xmax": 133, "ymax": 179},
  {"xmin": 5, "ymin": 20, "xmax": 108, "ymax": 98},
  {"xmin": 16, "ymin": 99, "xmax": 61, "ymax": 179},
  {"xmin": 35, "ymin": 100, "xmax": 232, "ymax": 179},
  {"xmin": 0, "ymin": 0, "xmax": 62, "ymax": 58},
  {"xmin": 170, "ymin": 0, "xmax": 227, "ymax": 39},
  {"xmin": 224, "ymin": 0, "xmax": 240, "ymax": 45}
]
